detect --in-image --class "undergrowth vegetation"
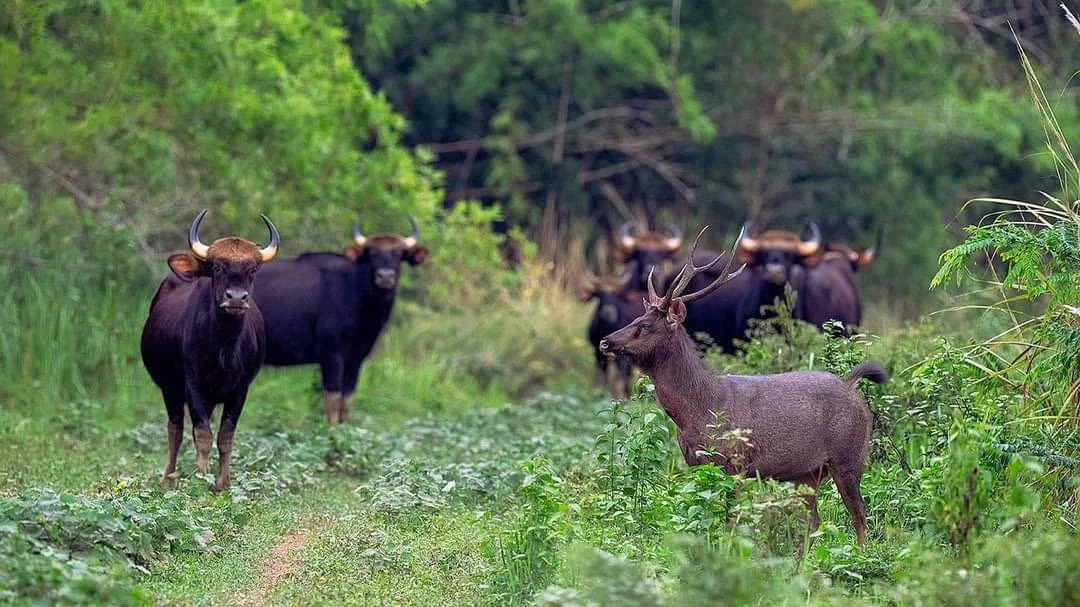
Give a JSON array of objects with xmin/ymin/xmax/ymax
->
[
  {"xmin": 2, "ymin": 198, "xmax": 1079, "ymax": 604},
  {"xmin": 1, "ymin": 267, "xmax": 1077, "ymax": 605}
]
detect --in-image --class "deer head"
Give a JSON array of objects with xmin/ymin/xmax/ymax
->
[{"xmin": 599, "ymin": 226, "xmax": 745, "ymax": 367}]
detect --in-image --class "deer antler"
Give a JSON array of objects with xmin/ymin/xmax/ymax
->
[{"xmin": 647, "ymin": 225, "xmax": 747, "ymax": 310}]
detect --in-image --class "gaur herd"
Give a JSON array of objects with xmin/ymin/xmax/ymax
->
[{"xmin": 141, "ymin": 211, "xmax": 884, "ymax": 545}]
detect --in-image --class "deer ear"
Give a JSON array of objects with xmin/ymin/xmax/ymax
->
[
  {"xmin": 668, "ymin": 297, "xmax": 687, "ymax": 326},
  {"xmin": 167, "ymin": 253, "xmax": 206, "ymax": 282}
]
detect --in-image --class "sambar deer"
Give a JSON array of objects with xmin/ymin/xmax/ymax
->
[{"xmin": 600, "ymin": 226, "xmax": 886, "ymax": 546}]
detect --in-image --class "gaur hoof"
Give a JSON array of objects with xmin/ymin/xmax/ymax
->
[{"xmin": 210, "ymin": 481, "xmax": 230, "ymax": 493}]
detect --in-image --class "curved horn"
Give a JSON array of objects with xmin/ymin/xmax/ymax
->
[
  {"xmin": 403, "ymin": 216, "xmax": 420, "ymax": 249},
  {"xmin": 188, "ymin": 209, "xmax": 211, "ymax": 260},
  {"xmin": 258, "ymin": 214, "xmax": 280, "ymax": 262},
  {"xmin": 737, "ymin": 222, "xmax": 759, "ymax": 253},
  {"xmin": 658, "ymin": 226, "xmax": 717, "ymax": 310},
  {"xmin": 352, "ymin": 218, "xmax": 366, "ymax": 248},
  {"xmin": 798, "ymin": 222, "xmax": 821, "ymax": 257},
  {"xmin": 618, "ymin": 221, "xmax": 638, "ymax": 250},
  {"xmin": 663, "ymin": 223, "xmax": 683, "ymax": 252},
  {"xmin": 859, "ymin": 228, "xmax": 881, "ymax": 266}
]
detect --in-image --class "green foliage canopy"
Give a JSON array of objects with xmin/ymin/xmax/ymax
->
[{"xmin": 0, "ymin": 0, "xmax": 440, "ymax": 267}]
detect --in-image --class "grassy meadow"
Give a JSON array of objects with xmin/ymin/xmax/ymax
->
[
  {"xmin": 1, "ymin": 247, "xmax": 1078, "ymax": 605},
  {"xmin": 2, "ymin": 1, "xmax": 1079, "ymax": 605}
]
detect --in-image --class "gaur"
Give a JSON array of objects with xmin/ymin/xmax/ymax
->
[
  {"xmin": 141, "ymin": 210, "xmax": 279, "ymax": 491},
  {"xmin": 672, "ymin": 224, "xmax": 821, "ymax": 352},
  {"xmin": 252, "ymin": 217, "xmax": 428, "ymax": 425},
  {"xmin": 801, "ymin": 233, "xmax": 880, "ymax": 331},
  {"xmin": 580, "ymin": 269, "xmax": 643, "ymax": 398}
]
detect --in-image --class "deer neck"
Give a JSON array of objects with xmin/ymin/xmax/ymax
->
[{"xmin": 645, "ymin": 329, "xmax": 722, "ymax": 433}]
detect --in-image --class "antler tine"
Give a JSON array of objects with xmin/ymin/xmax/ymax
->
[
  {"xmin": 656, "ymin": 262, "xmax": 688, "ymax": 306},
  {"xmin": 679, "ymin": 225, "xmax": 748, "ymax": 304},
  {"xmin": 658, "ymin": 225, "xmax": 708, "ymax": 308},
  {"xmin": 646, "ymin": 266, "xmax": 662, "ymax": 301}
]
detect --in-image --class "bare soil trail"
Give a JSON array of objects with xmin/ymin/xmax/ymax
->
[{"xmin": 232, "ymin": 528, "xmax": 314, "ymax": 607}]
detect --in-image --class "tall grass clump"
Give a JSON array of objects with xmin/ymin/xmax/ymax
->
[{"xmin": 931, "ymin": 39, "xmax": 1080, "ymax": 455}]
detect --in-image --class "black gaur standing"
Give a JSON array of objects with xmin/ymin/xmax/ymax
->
[
  {"xmin": 801, "ymin": 236, "xmax": 879, "ymax": 331},
  {"xmin": 613, "ymin": 221, "xmax": 683, "ymax": 291},
  {"xmin": 580, "ymin": 270, "xmax": 644, "ymax": 397},
  {"xmin": 252, "ymin": 218, "xmax": 428, "ymax": 425},
  {"xmin": 672, "ymin": 224, "xmax": 820, "ymax": 352},
  {"xmin": 141, "ymin": 210, "xmax": 279, "ymax": 491}
]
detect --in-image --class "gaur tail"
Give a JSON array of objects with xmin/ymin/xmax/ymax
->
[{"xmin": 844, "ymin": 362, "xmax": 888, "ymax": 386}]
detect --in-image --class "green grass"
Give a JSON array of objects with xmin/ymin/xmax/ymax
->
[{"xmin": 1, "ymin": 266, "xmax": 1078, "ymax": 606}]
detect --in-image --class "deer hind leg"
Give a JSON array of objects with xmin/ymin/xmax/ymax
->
[
  {"xmin": 829, "ymin": 464, "xmax": 869, "ymax": 547},
  {"xmin": 794, "ymin": 468, "xmax": 826, "ymax": 550}
]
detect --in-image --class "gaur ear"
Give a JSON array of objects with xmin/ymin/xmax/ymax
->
[
  {"xmin": 578, "ymin": 286, "xmax": 595, "ymax": 302},
  {"xmin": 167, "ymin": 253, "xmax": 206, "ymax": 282},
  {"xmin": 736, "ymin": 249, "xmax": 755, "ymax": 265},
  {"xmin": 613, "ymin": 246, "xmax": 631, "ymax": 263},
  {"xmin": 668, "ymin": 297, "xmax": 688, "ymax": 326},
  {"xmin": 344, "ymin": 244, "xmax": 367, "ymax": 262},
  {"xmin": 406, "ymin": 245, "xmax": 429, "ymax": 266}
]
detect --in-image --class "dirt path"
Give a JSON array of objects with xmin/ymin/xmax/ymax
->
[{"xmin": 232, "ymin": 528, "xmax": 313, "ymax": 607}]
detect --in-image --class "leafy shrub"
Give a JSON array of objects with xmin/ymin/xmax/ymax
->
[
  {"xmin": 537, "ymin": 537, "xmax": 805, "ymax": 607},
  {"xmin": 667, "ymin": 465, "xmax": 737, "ymax": 542},
  {"xmin": 593, "ymin": 391, "xmax": 678, "ymax": 534},
  {"xmin": 538, "ymin": 546, "xmax": 664, "ymax": 607},
  {"xmin": 669, "ymin": 536, "xmax": 805, "ymax": 606},
  {"xmin": 0, "ymin": 488, "xmax": 215, "ymax": 567},
  {"xmin": 0, "ymin": 485, "xmax": 219, "ymax": 605},
  {"xmin": 924, "ymin": 421, "xmax": 996, "ymax": 549},
  {"xmin": 493, "ymin": 456, "xmax": 568, "ymax": 601},
  {"xmin": 889, "ymin": 528, "xmax": 1080, "ymax": 606}
]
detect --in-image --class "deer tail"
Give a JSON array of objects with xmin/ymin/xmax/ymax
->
[{"xmin": 844, "ymin": 362, "xmax": 888, "ymax": 386}]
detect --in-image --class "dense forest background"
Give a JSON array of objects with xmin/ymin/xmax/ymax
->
[{"xmin": 1, "ymin": 0, "xmax": 1077, "ymax": 313}]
